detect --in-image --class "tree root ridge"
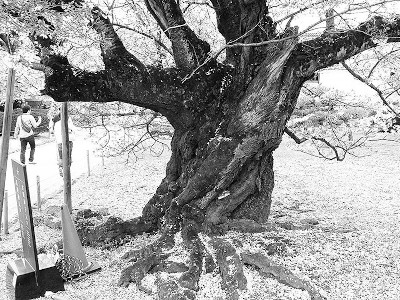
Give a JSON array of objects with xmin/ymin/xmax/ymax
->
[
  {"xmin": 121, "ymin": 227, "xmax": 177, "ymax": 263},
  {"xmin": 220, "ymin": 218, "xmax": 274, "ymax": 233},
  {"xmin": 118, "ymin": 252, "xmax": 165, "ymax": 291},
  {"xmin": 116, "ymin": 224, "xmax": 327, "ymax": 299},
  {"xmin": 75, "ymin": 212, "xmax": 155, "ymax": 248},
  {"xmin": 179, "ymin": 208, "xmax": 204, "ymax": 291},
  {"xmin": 156, "ymin": 276, "xmax": 196, "ymax": 300},
  {"xmin": 118, "ymin": 232, "xmax": 174, "ymax": 290},
  {"xmin": 208, "ymin": 238, "xmax": 247, "ymax": 300},
  {"xmin": 241, "ymin": 251, "xmax": 327, "ymax": 300},
  {"xmin": 118, "ymin": 202, "xmax": 184, "ymax": 290}
]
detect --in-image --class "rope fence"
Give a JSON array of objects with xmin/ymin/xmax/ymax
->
[{"xmin": 1, "ymin": 149, "xmax": 105, "ymax": 235}]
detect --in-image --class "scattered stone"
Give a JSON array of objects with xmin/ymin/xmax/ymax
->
[
  {"xmin": 45, "ymin": 205, "xmax": 61, "ymax": 217},
  {"xmin": 98, "ymin": 207, "xmax": 110, "ymax": 216},
  {"xmin": 265, "ymin": 242, "xmax": 287, "ymax": 256},
  {"xmin": 43, "ymin": 216, "xmax": 62, "ymax": 230},
  {"xmin": 76, "ymin": 208, "xmax": 102, "ymax": 219},
  {"xmin": 301, "ymin": 218, "xmax": 319, "ymax": 225}
]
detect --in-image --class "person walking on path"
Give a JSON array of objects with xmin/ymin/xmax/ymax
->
[
  {"xmin": 14, "ymin": 104, "xmax": 42, "ymax": 164},
  {"xmin": 49, "ymin": 110, "xmax": 76, "ymax": 176}
]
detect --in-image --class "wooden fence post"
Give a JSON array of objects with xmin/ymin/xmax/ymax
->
[
  {"xmin": 36, "ymin": 176, "xmax": 41, "ymax": 211},
  {"xmin": 87, "ymin": 150, "xmax": 91, "ymax": 176},
  {"xmin": 61, "ymin": 102, "xmax": 72, "ymax": 212},
  {"xmin": 3, "ymin": 190, "xmax": 8, "ymax": 235},
  {"xmin": 0, "ymin": 68, "xmax": 15, "ymax": 235}
]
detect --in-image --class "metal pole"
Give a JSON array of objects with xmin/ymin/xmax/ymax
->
[
  {"xmin": 36, "ymin": 175, "xmax": 41, "ymax": 211},
  {"xmin": 3, "ymin": 190, "xmax": 8, "ymax": 235},
  {"xmin": 87, "ymin": 150, "xmax": 90, "ymax": 176},
  {"xmin": 0, "ymin": 68, "xmax": 15, "ymax": 235},
  {"xmin": 61, "ymin": 102, "xmax": 72, "ymax": 212}
]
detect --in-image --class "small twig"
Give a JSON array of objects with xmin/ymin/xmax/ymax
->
[
  {"xmin": 341, "ymin": 61, "xmax": 399, "ymax": 116},
  {"xmin": 284, "ymin": 127, "xmax": 307, "ymax": 144}
]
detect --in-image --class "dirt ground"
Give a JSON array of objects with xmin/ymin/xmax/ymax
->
[{"xmin": 0, "ymin": 133, "xmax": 399, "ymax": 300}]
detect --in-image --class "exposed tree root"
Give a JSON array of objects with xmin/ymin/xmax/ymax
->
[
  {"xmin": 156, "ymin": 276, "xmax": 196, "ymax": 300},
  {"xmin": 75, "ymin": 207, "xmax": 327, "ymax": 299},
  {"xmin": 118, "ymin": 252, "xmax": 166, "ymax": 293},
  {"xmin": 218, "ymin": 218, "xmax": 276, "ymax": 233},
  {"xmin": 207, "ymin": 238, "xmax": 247, "ymax": 300},
  {"xmin": 242, "ymin": 251, "xmax": 327, "ymax": 300},
  {"xmin": 74, "ymin": 211, "xmax": 155, "ymax": 248}
]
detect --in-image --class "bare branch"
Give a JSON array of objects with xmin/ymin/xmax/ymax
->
[
  {"xmin": 341, "ymin": 61, "xmax": 399, "ymax": 116},
  {"xmin": 367, "ymin": 48, "xmax": 400, "ymax": 78},
  {"xmin": 112, "ymin": 22, "xmax": 173, "ymax": 56},
  {"xmin": 311, "ymin": 136, "xmax": 344, "ymax": 161}
]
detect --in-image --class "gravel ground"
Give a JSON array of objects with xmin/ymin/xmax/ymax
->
[{"xmin": 1, "ymin": 133, "xmax": 399, "ymax": 300}]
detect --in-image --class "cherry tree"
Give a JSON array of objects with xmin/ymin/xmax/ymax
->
[{"xmin": 1, "ymin": 0, "xmax": 400, "ymax": 298}]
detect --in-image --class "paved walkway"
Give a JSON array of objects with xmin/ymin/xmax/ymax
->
[{"xmin": 1, "ymin": 131, "xmax": 101, "ymax": 223}]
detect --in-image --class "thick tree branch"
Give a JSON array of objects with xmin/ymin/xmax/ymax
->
[
  {"xmin": 90, "ymin": 7, "xmax": 146, "ymax": 72},
  {"xmin": 209, "ymin": 0, "xmax": 241, "ymax": 63},
  {"xmin": 294, "ymin": 16, "xmax": 400, "ymax": 77},
  {"xmin": 210, "ymin": 0, "xmax": 273, "ymax": 68},
  {"xmin": 144, "ymin": 0, "xmax": 210, "ymax": 70},
  {"xmin": 41, "ymin": 54, "xmax": 195, "ymax": 127}
]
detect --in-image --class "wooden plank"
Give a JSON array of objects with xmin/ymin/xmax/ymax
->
[
  {"xmin": 0, "ymin": 68, "xmax": 15, "ymax": 235},
  {"xmin": 61, "ymin": 102, "xmax": 72, "ymax": 212}
]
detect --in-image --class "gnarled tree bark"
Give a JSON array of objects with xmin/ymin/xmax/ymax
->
[{"xmin": 4, "ymin": 0, "xmax": 400, "ymax": 298}]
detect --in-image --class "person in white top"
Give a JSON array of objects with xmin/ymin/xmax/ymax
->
[
  {"xmin": 14, "ymin": 105, "xmax": 42, "ymax": 164},
  {"xmin": 49, "ymin": 109, "xmax": 76, "ymax": 176}
]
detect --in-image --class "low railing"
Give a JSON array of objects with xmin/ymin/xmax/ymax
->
[{"xmin": 1, "ymin": 149, "xmax": 105, "ymax": 235}]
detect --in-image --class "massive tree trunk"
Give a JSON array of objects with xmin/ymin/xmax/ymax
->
[{"xmin": 7, "ymin": 0, "xmax": 400, "ymax": 298}]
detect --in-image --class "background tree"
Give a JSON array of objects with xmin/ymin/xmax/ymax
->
[{"xmin": 2, "ymin": 0, "xmax": 400, "ymax": 299}]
